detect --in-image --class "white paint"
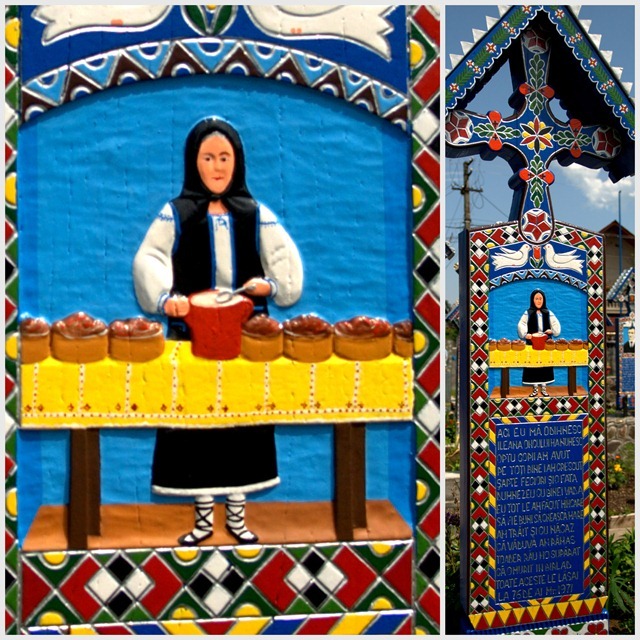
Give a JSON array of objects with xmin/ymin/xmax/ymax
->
[{"xmin": 245, "ymin": 5, "xmax": 394, "ymax": 60}]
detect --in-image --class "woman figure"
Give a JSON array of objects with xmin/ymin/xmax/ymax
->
[
  {"xmin": 517, "ymin": 288, "xmax": 560, "ymax": 397},
  {"xmin": 133, "ymin": 117, "xmax": 303, "ymax": 545}
]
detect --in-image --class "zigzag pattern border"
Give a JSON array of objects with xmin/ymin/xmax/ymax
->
[
  {"xmin": 463, "ymin": 221, "xmax": 608, "ymax": 632},
  {"xmin": 446, "ymin": 5, "xmax": 634, "ymax": 139},
  {"xmin": 6, "ymin": 5, "xmax": 441, "ymax": 635},
  {"xmin": 5, "ymin": 5, "xmax": 20, "ymax": 636},
  {"xmin": 409, "ymin": 5, "xmax": 441, "ymax": 635},
  {"xmin": 22, "ymin": 37, "xmax": 408, "ymax": 129}
]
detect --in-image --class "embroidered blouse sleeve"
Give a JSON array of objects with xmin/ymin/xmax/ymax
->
[
  {"xmin": 517, "ymin": 312, "xmax": 529, "ymax": 339},
  {"xmin": 549, "ymin": 311, "xmax": 561, "ymax": 336},
  {"xmin": 133, "ymin": 203, "xmax": 176, "ymax": 315},
  {"xmin": 258, "ymin": 204, "xmax": 303, "ymax": 307}
]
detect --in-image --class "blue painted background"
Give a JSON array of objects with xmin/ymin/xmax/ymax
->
[
  {"xmin": 488, "ymin": 280, "xmax": 588, "ymax": 389},
  {"xmin": 17, "ymin": 73, "xmax": 414, "ymax": 540}
]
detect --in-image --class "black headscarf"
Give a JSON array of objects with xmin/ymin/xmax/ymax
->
[
  {"xmin": 526, "ymin": 288, "xmax": 550, "ymax": 337},
  {"xmin": 168, "ymin": 117, "xmax": 266, "ymax": 332},
  {"xmin": 177, "ymin": 117, "xmax": 257, "ymax": 218}
]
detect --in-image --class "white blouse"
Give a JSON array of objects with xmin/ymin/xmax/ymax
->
[
  {"xmin": 517, "ymin": 309, "xmax": 561, "ymax": 339},
  {"xmin": 133, "ymin": 202, "xmax": 303, "ymax": 314}
]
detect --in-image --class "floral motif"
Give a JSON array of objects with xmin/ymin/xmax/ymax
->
[
  {"xmin": 520, "ymin": 116, "xmax": 554, "ymax": 153},
  {"xmin": 521, "ymin": 208, "xmax": 553, "ymax": 244},
  {"xmin": 181, "ymin": 5, "xmax": 237, "ymax": 35}
]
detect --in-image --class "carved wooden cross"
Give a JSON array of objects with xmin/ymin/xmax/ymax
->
[{"xmin": 446, "ymin": 26, "xmax": 621, "ymax": 245}]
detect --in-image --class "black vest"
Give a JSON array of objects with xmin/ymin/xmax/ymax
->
[
  {"xmin": 168, "ymin": 200, "xmax": 267, "ymax": 338},
  {"xmin": 525, "ymin": 309, "xmax": 550, "ymax": 344}
]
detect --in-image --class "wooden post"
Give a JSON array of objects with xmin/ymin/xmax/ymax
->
[
  {"xmin": 334, "ymin": 423, "xmax": 367, "ymax": 540},
  {"xmin": 500, "ymin": 368, "xmax": 510, "ymax": 397},
  {"xmin": 67, "ymin": 429, "xmax": 101, "ymax": 549}
]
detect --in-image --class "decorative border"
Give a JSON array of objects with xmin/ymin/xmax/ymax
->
[
  {"xmin": 446, "ymin": 5, "xmax": 634, "ymax": 139},
  {"xmin": 5, "ymin": 5, "xmax": 20, "ymax": 635},
  {"xmin": 22, "ymin": 37, "xmax": 408, "ymax": 129},
  {"xmin": 408, "ymin": 5, "xmax": 441, "ymax": 635},
  {"xmin": 7, "ymin": 5, "xmax": 441, "ymax": 635},
  {"xmin": 462, "ymin": 222, "xmax": 607, "ymax": 632},
  {"xmin": 21, "ymin": 542, "xmax": 413, "ymax": 630}
]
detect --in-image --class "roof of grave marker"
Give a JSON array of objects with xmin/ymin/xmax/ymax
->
[{"xmin": 445, "ymin": 5, "xmax": 634, "ymax": 181}]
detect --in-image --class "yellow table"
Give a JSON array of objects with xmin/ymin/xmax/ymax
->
[
  {"xmin": 20, "ymin": 341, "xmax": 413, "ymax": 548},
  {"xmin": 489, "ymin": 346, "xmax": 588, "ymax": 396}
]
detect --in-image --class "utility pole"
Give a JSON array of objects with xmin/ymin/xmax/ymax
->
[{"xmin": 451, "ymin": 159, "xmax": 483, "ymax": 230}]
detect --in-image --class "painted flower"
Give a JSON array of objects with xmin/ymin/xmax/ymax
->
[
  {"xmin": 620, "ymin": 104, "xmax": 629, "ymax": 114},
  {"xmin": 449, "ymin": 83, "xmax": 460, "ymax": 93},
  {"xmin": 601, "ymin": 80, "xmax": 614, "ymax": 90},
  {"xmin": 589, "ymin": 57, "xmax": 598, "ymax": 68},
  {"xmin": 521, "ymin": 117, "xmax": 554, "ymax": 153},
  {"xmin": 486, "ymin": 43, "xmax": 497, "ymax": 53},
  {"xmin": 522, "ymin": 6, "xmax": 532, "ymax": 13}
]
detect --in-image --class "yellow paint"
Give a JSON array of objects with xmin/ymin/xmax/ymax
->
[
  {"xmin": 234, "ymin": 603, "xmax": 261, "ymax": 617},
  {"xmin": 542, "ymin": 603, "xmax": 555, "ymax": 618},
  {"xmin": 412, "ymin": 184, "xmax": 425, "ymax": 209},
  {"xmin": 512, "ymin": 607, "xmax": 525, "ymax": 623},
  {"xmin": 482, "ymin": 612, "xmax": 496, "ymax": 628},
  {"xmin": 569, "ymin": 600, "xmax": 582, "ymax": 615},
  {"xmin": 235, "ymin": 546, "xmax": 262, "ymax": 559},
  {"xmin": 5, "ymin": 174, "xmax": 17, "ymax": 206},
  {"xmin": 173, "ymin": 548, "xmax": 199, "ymax": 563},
  {"xmin": 371, "ymin": 597, "xmax": 392, "ymax": 610},
  {"xmin": 498, "ymin": 610, "xmax": 511, "ymax": 624},
  {"xmin": 39, "ymin": 612, "xmax": 65, "ymax": 626},
  {"xmin": 556, "ymin": 602, "xmax": 569, "ymax": 617},
  {"xmin": 70, "ymin": 626, "xmax": 97, "ymax": 635},
  {"xmin": 416, "ymin": 480, "xmax": 428, "ymax": 501},
  {"xmin": 171, "ymin": 606, "xmax": 196, "ymax": 619},
  {"xmin": 371, "ymin": 542, "xmax": 393, "ymax": 555},
  {"xmin": 413, "ymin": 330, "xmax": 427, "ymax": 353},
  {"xmin": 5, "ymin": 18, "xmax": 20, "ymax": 49},
  {"xmin": 228, "ymin": 618, "xmax": 270, "ymax": 635},
  {"xmin": 488, "ymin": 555, "xmax": 495, "ymax": 569},
  {"xmin": 415, "ymin": 628, "xmax": 427, "ymax": 635},
  {"xmin": 162, "ymin": 621, "xmax": 204, "ymax": 635},
  {"xmin": 5, "ymin": 334, "xmax": 18, "ymax": 360},
  {"xmin": 20, "ymin": 343, "xmax": 412, "ymax": 428},
  {"xmin": 329, "ymin": 612, "xmax": 376, "ymax": 635},
  {"xmin": 6, "ymin": 488, "xmax": 17, "ymax": 517},
  {"xmin": 43, "ymin": 552, "xmax": 67, "ymax": 566},
  {"xmin": 410, "ymin": 40, "xmax": 425, "ymax": 67},
  {"xmin": 584, "ymin": 598, "xmax": 596, "ymax": 612}
]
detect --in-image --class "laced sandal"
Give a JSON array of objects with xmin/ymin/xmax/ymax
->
[
  {"xmin": 225, "ymin": 524, "xmax": 258, "ymax": 544},
  {"xmin": 540, "ymin": 388, "xmax": 549, "ymax": 397},
  {"xmin": 529, "ymin": 387, "xmax": 539, "ymax": 397},
  {"xmin": 178, "ymin": 497, "xmax": 214, "ymax": 546},
  {"xmin": 226, "ymin": 496, "xmax": 259, "ymax": 544},
  {"xmin": 178, "ymin": 528, "xmax": 213, "ymax": 546}
]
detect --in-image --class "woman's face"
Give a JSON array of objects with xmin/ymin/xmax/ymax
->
[
  {"xmin": 196, "ymin": 134, "xmax": 235, "ymax": 195},
  {"xmin": 533, "ymin": 292, "xmax": 544, "ymax": 309}
]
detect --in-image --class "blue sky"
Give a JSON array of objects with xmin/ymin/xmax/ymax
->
[{"xmin": 445, "ymin": 5, "xmax": 635, "ymax": 303}]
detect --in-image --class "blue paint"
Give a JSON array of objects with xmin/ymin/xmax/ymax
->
[
  {"xmin": 488, "ymin": 279, "xmax": 588, "ymax": 389},
  {"xmin": 493, "ymin": 417, "xmax": 588, "ymax": 603},
  {"xmin": 17, "ymin": 72, "xmax": 413, "ymax": 543},
  {"xmin": 20, "ymin": 6, "xmax": 408, "ymax": 92}
]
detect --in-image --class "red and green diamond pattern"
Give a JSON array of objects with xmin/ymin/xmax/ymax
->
[{"xmin": 463, "ymin": 222, "xmax": 608, "ymax": 632}]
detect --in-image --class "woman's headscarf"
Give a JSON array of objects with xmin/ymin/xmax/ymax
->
[
  {"xmin": 527, "ymin": 288, "xmax": 548, "ymax": 312},
  {"xmin": 176, "ymin": 117, "xmax": 257, "ymax": 219}
]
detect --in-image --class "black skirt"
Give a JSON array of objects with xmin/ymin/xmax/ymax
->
[
  {"xmin": 151, "ymin": 425, "xmax": 279, "ymax": 496},
  {"xmin": 522, "ymin": 366, "xmax": 554, "ymax": 385}
]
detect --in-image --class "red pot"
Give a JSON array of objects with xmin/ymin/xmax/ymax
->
[
  {"xmin": 530, "ymin": 332, "xmax": 547, "ymax": 350},
  {"xmin": 185, "ymin": 290, "xmax": 254, "ymax": 360}
]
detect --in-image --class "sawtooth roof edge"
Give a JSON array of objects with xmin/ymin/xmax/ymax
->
[{"xmin": 445, "ymin": 5, "xmax": 634, "ymax": 143}]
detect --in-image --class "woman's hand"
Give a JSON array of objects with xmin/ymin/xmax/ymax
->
[
  {"xmin": 243, "ymin": 278, "xmax": 272, "ymax": 297},
  {"xmin": 164, "ymin": 295, "xmax": 190, "ymax": 317}
]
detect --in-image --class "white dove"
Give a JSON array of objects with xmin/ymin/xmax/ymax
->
[
  {"xmin": 245, "ymin": 6, "xmax": 393, "ymax": 59},
  {"xmin": 491, "ymin": 244, "xmax": 531, "ymax": 270},
  {"xmin": 543, "ymin": 244, "xmax": 584, "ymax": 273},
  {"xmin": 33, "ymin": 5, "xmax": 171, "ymax": 44}
]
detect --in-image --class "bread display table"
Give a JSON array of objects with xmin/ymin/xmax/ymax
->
[
  {"xmin": 489, "ymin": 346, "xmax": 589, "ymax": 396},
  {"xmin": 20, "ymin": 341, "xmax": 414, "ymax": 548}
]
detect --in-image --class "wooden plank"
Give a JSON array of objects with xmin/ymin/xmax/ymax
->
[
  {"xmin": 351, "ymin": 424, "xmax": 367, "ymax": 529},
  {"xmin": 67, "ymin": 430, "xmax": 90, "ymax": 549},
  {"xmin": 568, "ymin": 367, "xmax": 577, "ymax": 396},
  {"xmin": 86, "ymin": 429, "xmax": 101, "ymax": 535},
  {"xmin": 500, "ymin": 368, "xmax": 510, "ymax": 398}
]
